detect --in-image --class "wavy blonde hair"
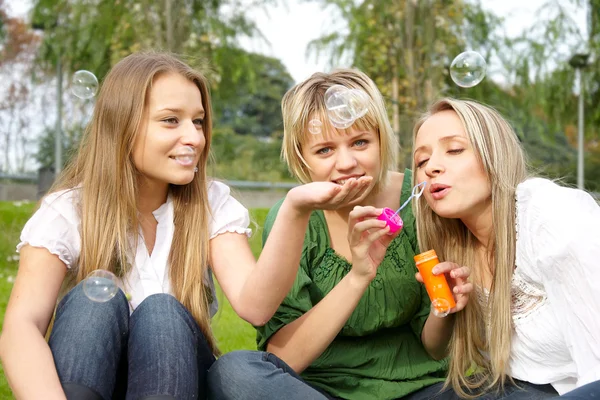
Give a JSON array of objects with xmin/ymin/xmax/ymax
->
[
  {"xmin": 412, "ymin": 98, "xmax": 528, "ymax": 397},
  {"xmin": 49, "ymin": 52, "xmax": 219, "ymax": 354},
  {"xmin": 281, "ymin": 68, "xmax": 398, "ymax": 191}
]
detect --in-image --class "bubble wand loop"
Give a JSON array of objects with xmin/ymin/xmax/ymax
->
[{"xmin": 394, "ymin": 181, "xmax": 427, "ymax": 215}]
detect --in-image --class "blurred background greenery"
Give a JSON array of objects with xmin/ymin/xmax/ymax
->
[{"xmin": 0, "ymin": 0, "xmax": 599, "ymax": 189}]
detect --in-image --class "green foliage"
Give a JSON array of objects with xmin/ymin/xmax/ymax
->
[{"xmin": 0, "ymin": 202, "xmax": 269, "ymax": 397}]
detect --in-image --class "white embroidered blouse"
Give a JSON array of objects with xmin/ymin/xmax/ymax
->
[
  {"xmin": 16, "ymin": 180, "xmax": 252, "ymax": 316},
  {"xmin": 478, "ymin": 178, "xmax": 600, "ymax": 394}
]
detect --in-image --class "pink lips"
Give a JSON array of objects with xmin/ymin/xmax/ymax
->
[{"xmin": 429, "ymin": 183, "xmax": 451, "ymax": 200}]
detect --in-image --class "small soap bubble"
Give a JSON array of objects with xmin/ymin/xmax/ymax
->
[
  {"xmin": 431, "ymin": 298, "xmax": 451, "ymax": 318},
  {"xmin": 83, "ymin": 269, "xmax": 119, "ymax": 302},
  {"xmin": 450, "ymin": 51, "xmax": 487, "ymax": 88},
  {"xmin": 71, "ymin": 70, "xmax": 99, "ymax": 99},
  {"xmin": 308, "ymin": 119, "xmax": 322, "ymax": 135}
]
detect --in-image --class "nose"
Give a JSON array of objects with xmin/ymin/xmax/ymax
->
[
  {"xmin": 181, "ymin": 119, "xmax": 204, "ymax": 149},
  {"xmin": 424, "ymin": 153, "xmax": 444, "ymax": 177},
  {"xmin": 335, "ymin": 147, "xmax": 358, "ymax": 171}
]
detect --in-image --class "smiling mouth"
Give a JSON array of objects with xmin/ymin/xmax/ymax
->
[{"xmin": 170, "ymin": 155, "xmax": 195, "ymax": 165}]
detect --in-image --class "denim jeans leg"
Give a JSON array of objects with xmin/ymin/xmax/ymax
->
[
  {"xmin": 559, "ymin": 380, "xmax": 600, "ymax": 398},
  {"xmin": 49, "ymin": 281, "xmax": 130, "ymax": 400},
  {"xmin": 126, "ymin": 293, "xmax": 216, "ymax": 400},
  {"xmin": 207, "ymin": 350, "xmax": 329, "ymax": 400}
]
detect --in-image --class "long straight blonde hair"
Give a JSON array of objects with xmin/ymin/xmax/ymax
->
[
  {"xmin": 49, "ymin": 52, "xmax": 219, "ymax": 354},
  {"xmin": 412, "ymin": 98, "xmax": 528, "ymax": 397}
]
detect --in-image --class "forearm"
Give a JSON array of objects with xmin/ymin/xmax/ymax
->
[
  {"xmin": 420, "ymin": 311, "xmax": 455, "ymax": 360},
  {"xmin": 267, "ymin": 271, "xmax": 370, "ymax": 373},
  {"xmin": 0, "ymin": 325, "xmax": 66, "ymax": 400},
  {"xmin": 241, "ymin": 198, "xmax": 311, "ymax": 321}
]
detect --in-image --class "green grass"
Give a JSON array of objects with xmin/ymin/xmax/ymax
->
[{"xmin": 0, "ymin": 201, "xmax": 269, "ymax": 398}]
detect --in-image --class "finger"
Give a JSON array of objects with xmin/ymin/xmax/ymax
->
[
  {"xmin": 431, "ymin": 261, "xmax": 460, "ymax": 275},
  {"xmin": 415, "ymin": 272, "xmax": 424, "ymax": 283},
  {"xmin": 364, "ymin": 224, "xmax": 391, "ymax": 245},
  {"xmin": 450, "ymin": 266, "xmax": 471, "ymax": 280},
  {"xmin": 332, "ymin": 178, "xmax": 359, "ymax": 204},
  {"xmin": 346, "ymin": 177, "xmax": 372, "ymax": 200},
  {"xmin": 348, "ymin": 219, "xmax": 387, "ymax": 245},
  {"xmin": 349, "ymin": 205, "xmax": 383, "ymax": 221},
  {"xmin": 453, "ymin": 293, "xmax": 470, "ymax": 312},
  {"xmin": 453, "ymin": 282, "xmax": 474, "ymax": 295}
]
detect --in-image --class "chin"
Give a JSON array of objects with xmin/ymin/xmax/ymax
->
[{"xmin": 170, "ymin": 175, "xmax": 195, "ymax": 186}]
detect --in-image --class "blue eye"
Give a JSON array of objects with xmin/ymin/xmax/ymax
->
[
  {"xmin": 354, "ymin": 139, "xmax": 368, "ymax": 147},
  {"xmin": 316, "ymin": 147, "xmax": 331, "ymax": 155}
]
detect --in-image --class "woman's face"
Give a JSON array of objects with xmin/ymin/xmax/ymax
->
[
  {"xmin": 413, "ymin": 110, "xmax": 491, "ymax": 220},
  {"xmin": 132, "ymin": 72, "xmax": 206, "ymax": 192},
  {"xmin": 301, "ymin": 126, "xmax": 380, "ymax": 205}
]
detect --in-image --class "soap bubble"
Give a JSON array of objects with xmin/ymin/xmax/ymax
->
[
  {"xmin": 431, "ymin": 298, "xmax": 451, "ymax": 318},
  {"xmin": 83, "ymin": 269, "xmax": 119, "ymax": 302},
  {"xmin": 308, "ymin": 119, "xmax": 323, "ymax": 135},
  {"xmin": 324, "ymin": 85, "xmax": 369, "ymax": 129},
  {"xmin": 450, "ymin": 51, "xmax": 487, "ymax": 88},
  {"xmin": 72, "ymin": 70, "xmax": 99, "ymax": 99}
]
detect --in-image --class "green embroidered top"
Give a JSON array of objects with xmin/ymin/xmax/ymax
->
[{"xmin": 256, "ymin": 170, "xmax": 447, "ymax": 400}]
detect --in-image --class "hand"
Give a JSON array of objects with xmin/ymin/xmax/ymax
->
[
  {"xmin": 285, "ymin": 177, "xmax": 373, "ymax": 214},
  {"xmin": 348, "ymin": 206, "xmax": 399, "ymax": 283},
  {"xmin": 415, "ymin": 262, "xmax": 473, "ymax": 314}
]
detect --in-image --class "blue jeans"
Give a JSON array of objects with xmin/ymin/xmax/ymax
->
[
  {"xmin": 206, "ymin": 350, "xmax": 576, "ymax": 400},
  {"xmin": 403, "ymin": 379, "xmax": 557, "ymax": 400},
  {"xmin": 49, "ymin": 282, "xmax": 215, "ymax": 400},
  {"xmin": 560, "ymin": 380, "xmax": 600, "ymax": 398},
  {"xmin": 207, "ymin": 350, "xmax": 330, "ymax": 399}
]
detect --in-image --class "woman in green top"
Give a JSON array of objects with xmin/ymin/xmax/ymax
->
[{"xmin": 206, "ymin": 69, "xmax": 472, "ymax": 400}]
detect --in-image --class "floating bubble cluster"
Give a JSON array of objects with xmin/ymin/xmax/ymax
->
[{"xmin": 324, "ymin": 85, "xmax": 369, "ymax": 129}]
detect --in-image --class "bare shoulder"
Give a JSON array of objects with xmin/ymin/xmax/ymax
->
[{"xmin": 388, "ymin": 171, "xmax": 405, "ymax": 191}]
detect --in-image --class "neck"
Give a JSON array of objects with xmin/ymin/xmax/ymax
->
[
  {"xmin": 137, "ymin": 178, "xmax": 169, "ymax": 215},
  {"xmin": 460, "ymin": 200, "xmax": 493, "ymax": 251}
]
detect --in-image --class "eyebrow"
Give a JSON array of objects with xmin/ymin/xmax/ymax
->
[
  {"xmin": 309, "ymin": 130, "xmax": 373, "ymax": 151},
  {"xmin": 413, "ymin": 134, "xmax": 467, "ymax": 155},
  {"xmin": 156, "ymin": 107, "xmax": 205, "ymax": 117}
]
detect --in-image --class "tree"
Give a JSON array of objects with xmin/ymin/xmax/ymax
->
[{"xmin": 213, "ymin": 51, "xmax": 294, "ymax": 137}]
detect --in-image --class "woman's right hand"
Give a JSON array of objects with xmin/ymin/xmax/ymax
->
[
  {"xmin": 347, "ymin": 206, "xmax": 399, "ymax": 283},
  {"xmin": 285, "ymin": 177, "xmax": 373, "ymax": 214}
]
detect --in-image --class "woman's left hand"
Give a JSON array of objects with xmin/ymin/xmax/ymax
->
[{"xmin": 416, "ymin": 262, "xmax": 473, "ymax": 313}]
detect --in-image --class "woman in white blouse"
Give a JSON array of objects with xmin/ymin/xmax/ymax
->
[
  {"xmin": 412, "ymin": 97, "xmax": 600, "ymax": 398},
  {"xmin": 0, "ymin": 52, "xmax": 373, "ymax": 400}
]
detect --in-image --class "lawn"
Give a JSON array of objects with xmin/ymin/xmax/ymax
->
[{"xmin": 0, "ymin": 201, "xmax": 268, "ymax": 399}]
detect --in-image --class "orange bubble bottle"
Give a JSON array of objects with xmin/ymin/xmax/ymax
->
[{"xmin": 414, "ymin": 250, "xmax": 456, "ymax": 317}]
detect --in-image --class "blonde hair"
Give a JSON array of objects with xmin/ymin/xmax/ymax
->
[
  {"xmin": 281, "ymin": 68, "xmax": 398, "ymax": 190},
  {"xmin": 412, "ymin": 98, "xmax": 528, "ymax": 397},
  {"xmin": 49, "ymin": 52, "xmax": 219, "ymax": 354}
]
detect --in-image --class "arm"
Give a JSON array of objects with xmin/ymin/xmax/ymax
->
[
  {"xmin": 0, "ymin": 246, "xmax": 67, "ymax": 400},
  {"xmin": 268, "ymin": 206, "xmax": 396, "ymax": 372},
  {"xmin": 211, "ymin": 178, "xmax": 373, "ymax": 326},
  {"xmin": 536, "ymin": 190, "xmax": 600, "ymax": 388},
  {"xmin": 419, "ymin": 262, "xmax": 472, "ymax": 360}
]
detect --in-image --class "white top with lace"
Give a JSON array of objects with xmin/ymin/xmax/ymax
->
[
  {"xmin": 16, "ymin": 180, "xmax": 251, "ymax": 316},
  {"xmin": 477, "ymin": 178, "xmax": 600, "ymax": 395}
]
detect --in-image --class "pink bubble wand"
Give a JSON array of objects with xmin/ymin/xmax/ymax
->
[{"xmin": 377, "ymin": 182, "xmax": 427, "ymax": 234}]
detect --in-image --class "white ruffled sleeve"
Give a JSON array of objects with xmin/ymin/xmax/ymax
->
[
  {"xmin": 517, "ymin": 178, "xmax": 600, "ymax": 388},
  {"xmin": 16, "ymin": 189, "xmax": 82, "ymax": 269},
  {"xmin": 207, "ymin": 180, "xmax": 252, "ymax": 239}
]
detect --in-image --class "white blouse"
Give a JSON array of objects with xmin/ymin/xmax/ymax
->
[
  {"xmin": 17, "ymin": 180, "xmax": 252, "ymax": 316},
  {"xmin": 479, "ymin": 178, "xmax": 600, "ymax": 394}
]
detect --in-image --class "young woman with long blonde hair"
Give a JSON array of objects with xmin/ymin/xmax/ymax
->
[
  {"xmin": 0, "ymin": 52, "xmax": 369, "ymax": 400},
  {"xmin": 412, "ymin": 98, "xmax": 600, "ymax": 399}
]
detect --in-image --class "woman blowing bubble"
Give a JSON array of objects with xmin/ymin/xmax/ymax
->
[
  {"xmin": 0, "ymin": 52, "xmax": 371, "ymax": 400},
  {"xmin": 412, "ymin": 98, "xmax": 600, "ymax": 399}
]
